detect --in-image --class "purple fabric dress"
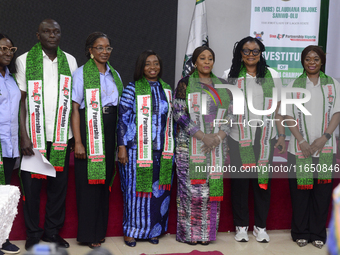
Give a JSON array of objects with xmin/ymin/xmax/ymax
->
[{"xmin": 173, "ymin": 76, "xmax": 233, "ymax": 243}]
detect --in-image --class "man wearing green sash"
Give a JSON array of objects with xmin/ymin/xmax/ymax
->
[{"xmin": 16, "ymin": 19, "xmax": 78, "ymax": 250}]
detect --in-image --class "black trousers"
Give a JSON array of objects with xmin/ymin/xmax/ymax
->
[
  {"xmin": 288, "ymin": 152, "xmax": 334, "ymax": 243},
  {"xmin": 21, "ymin": 141, "xmax": 71, "ymax": 238},
  {"xmin": 228, "ymin": 127, "xmax": 275, "ymax": 228},
  {"xmin": 74, "ymin": 108, "xmax": 116, "ymax": 243},
  {"xmin": 3, "ymin": 157, "xmax": 17, "ymax": 184}
]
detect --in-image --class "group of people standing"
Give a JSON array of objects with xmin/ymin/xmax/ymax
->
[{"xmin": 0, "ymin": 17, "xmax": 338, "ymax": 254}]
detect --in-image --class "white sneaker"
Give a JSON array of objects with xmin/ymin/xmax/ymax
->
[
  {"xmin": 253, "ymin": 225, "xmax": 270, "ymax": 243},
  {"xmin": 235, "ymin": 226, "xmax": 249, "ymax": 242}
]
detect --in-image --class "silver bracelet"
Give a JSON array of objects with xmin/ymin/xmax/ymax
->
[
  {"xmin": 216, "ymin": 134, "xmax": 223, "ymax": 144},
  {"xmin": 298, "ymin": 139, "xmax": 306, "ymax": 145},
  {"xmin": 201, "ymin": 133, "xmax": 206, "ymax": 141}
]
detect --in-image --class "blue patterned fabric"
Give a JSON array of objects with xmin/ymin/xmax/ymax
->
[{"xmin": 118, "ymin": 81, "xmax": 173, "ymax": 238}]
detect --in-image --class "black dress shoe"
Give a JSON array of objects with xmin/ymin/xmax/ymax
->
[
  {"xmin": 41, "ymin": 234, "xmax": 70, "ymax": 248},
  {"xmin": 124, "ymin": 238, "xmax": 136, "ymax": 247},
  {"xmin": 186, "ymin": 241, "xmax": 197, "ymax": 245},
  {"xmin": 25, "ymin": 237, "xmax": 40, "ymax": 251},
  {"xmin": 148, "ymin": 237, "xmax": 159, "ymax": 244}
]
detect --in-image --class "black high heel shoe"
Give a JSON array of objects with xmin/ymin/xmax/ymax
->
[
  {"xmin": 149, "ymin": 237, "xmax": 159, "ymax": 244},
  {"xmin": 124, "ymin": 237, "xmax": 136, "ymax": 247}
]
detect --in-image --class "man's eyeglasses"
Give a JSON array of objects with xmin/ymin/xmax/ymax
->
[
  {"xmin": 0, "ymin": 46, "xmax": 17, "ymax": 54},
  {"xmin": 241, "ymin": 48, "xmax": 260, "ymax": 56},
  {"xmin": 92, "ymin": 46, "xmax": 113, "ymax": 53}
]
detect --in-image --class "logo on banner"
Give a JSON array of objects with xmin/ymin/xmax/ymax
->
[
  {"xmin": 141, "ymin": 96, "xmax": 150, "ymax": 117},
  {"xmin": 62, "ymin": 77, "xmax": 70, "ymax": 99},
  {"xmin": 327, "ymin": 85, "xmax": 334, "ymax": 104},
  {"xmin": 89, "ymin": 89, "xmax": 99, "ymax": 111},
  {"xmin": 269, "ymin": 34, "xmax": 286, "ymax": 40},
  {"xmin": 253, "ymin": 31, "xmax": 264, "ymax": 41},
  {"xmin": 277, "ymin": 34, "xmax": 285, "ymax": 40},
  {"xmin": 32, "ymin": 82, "xmax": 42, "ymax": 104}
]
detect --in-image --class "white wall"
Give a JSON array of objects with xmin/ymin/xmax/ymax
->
[
  {"xmin": 175, "ymin": 0, "xmax": 252, "ymax": 85},
  {"xmin": 326, "ymin": 0, "xmax": 340, "ymax": 80}
]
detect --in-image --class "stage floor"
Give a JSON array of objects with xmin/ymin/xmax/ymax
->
[{"xmin": 12, "ymin": 230, "xmax": 329, "ymax": 255}]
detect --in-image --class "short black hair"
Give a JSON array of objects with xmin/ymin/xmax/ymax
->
[
  {"xmin": 0, "ymin": 33, "xmax": 17, "ymax": 73},
  {"xmin": 85, "ymin": 32, "xmax": 111, "ymax": 59},
  {"xmin": 134, "ymin": 50, "xmax": 163, "ymax": 81}
]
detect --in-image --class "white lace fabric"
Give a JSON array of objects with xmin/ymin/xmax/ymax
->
[{"xmin": 0, "ymin": 185, "xmax": 20, "ymax": 244}]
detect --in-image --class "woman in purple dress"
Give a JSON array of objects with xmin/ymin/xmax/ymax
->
[{"xmin": 173, "ymin": 46, "xmax": 233, "ymax": 245}]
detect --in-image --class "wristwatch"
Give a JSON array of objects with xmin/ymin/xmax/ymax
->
[
  {"xmin": 324, "ymin": 132, "xmax": 332, "ymax": 140},
  {"xmin": 278, "ymin": 134, "xmax": 286, "ymax": 138}
]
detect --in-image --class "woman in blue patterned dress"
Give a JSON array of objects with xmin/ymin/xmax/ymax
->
[{"xmin": 117, "ymin": 50, "xmax": 174, "ymax": 247}]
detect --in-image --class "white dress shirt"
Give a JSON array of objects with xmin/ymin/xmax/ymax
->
[
  {"xmin": 222, "ymin": 67, "xmax": 282, "ymax": 144},
  {"xmin": 15, "ymin": 50, "xmax": 78, "ymax": 141}
]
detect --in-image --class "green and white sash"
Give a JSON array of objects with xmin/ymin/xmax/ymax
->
[
  {"xmin": 83, "ymin": 59, "xmax": 123, "ymax": 184},
  {"xmin": 186, "ymin": 69, "xmax": 230, "ymax": 201},
  {"xmin": 135, "ymin": 77, "xmax": 174, "ymax": 197},
  {"xmin": 160, "ymin": 88, "xmax": 174, "ymax": 189},
  {"xmin": 237, "ymin": 67, "xmax": 276, "ymax": 190},
  {"xmin": 26, "ymin": 43, "xmax": 72, "ymax": 179},
  {"xmin": 209, "ymin": 108, "xmax": 227, "ymax": 201},
  {"xmin": 292, "ymin": 71, "xmax": 334, "ymax": 189}
]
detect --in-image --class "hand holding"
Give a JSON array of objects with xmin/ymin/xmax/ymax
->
[
  {"xmin": 21, "ymin": 136, "xmax": 35, "ymax": 156},
  {"xmin": 202, "ymin": 133, "xmax": 220, "ymax": 149},
  {"xmin": 299, "ymin": 141, "xmax": 311, "ymax": 158},
  {"xmin": 310, "ymin": 136, "xmax": 328, "ymax": 156},
  {"xmin": 200, "ymin": 144, "xmax": 212, "ymax": 154},
  {"xmin": 274, "ymin": 136, "xmax": 286, "ymax": 154}
]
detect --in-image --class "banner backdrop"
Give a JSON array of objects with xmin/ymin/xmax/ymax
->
[{"xmin": 250, "ymin": 0, "xmax": 321, "ymax": 85}]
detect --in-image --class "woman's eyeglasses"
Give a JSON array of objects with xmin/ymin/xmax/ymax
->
[
  {"xmin": 0, "ymin": 46, "xmax": 17, "ymax": 54},
  {"xmin": 92, "ymin": 46, "xmax": 113, "ymax": 53},
  {"xmin": 241, "ymin": 48, "xmax": 260, "ymax": 56}
]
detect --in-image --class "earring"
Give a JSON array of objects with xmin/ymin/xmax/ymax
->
[
  {"xmin": 90, "ymin": 54, "xmax": 94, "ymax": 59},
  {"xmin": 194, "ymin": 64, "xmax": 197, "ymax": 68}
]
